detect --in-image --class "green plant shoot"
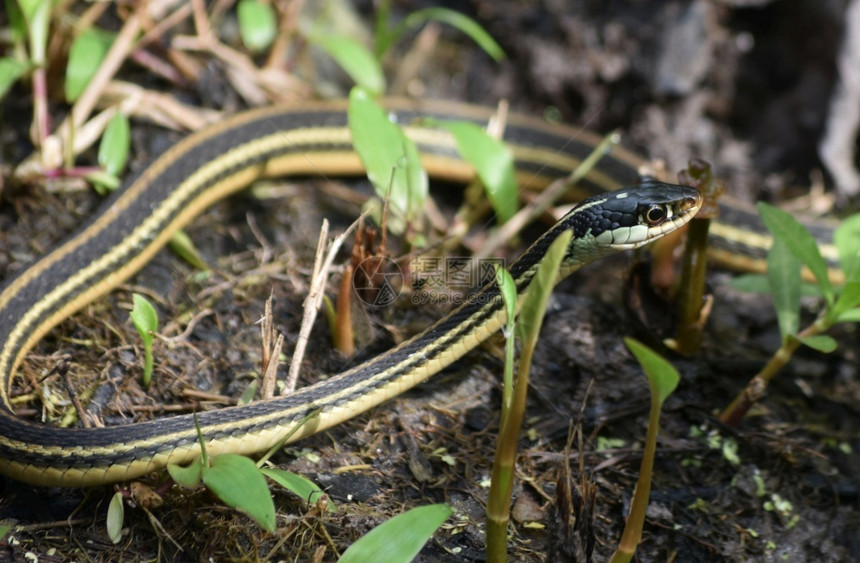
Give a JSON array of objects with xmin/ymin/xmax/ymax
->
[
  {"xmin": 486, "ymin": 231, "xmax": 571, "ymax": 563},
  {"xmin": 130, "ymin": 293, "xmax": 158, "ymax": 387},
  {"xmin": 610, "ymin": 338, "xmax": 680, "ymax": 563},
  {"xmin": 721, "ymin": 208, "xmax": 860, "ymax": 425}
]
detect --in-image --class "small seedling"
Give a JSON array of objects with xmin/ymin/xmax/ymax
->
[
  {"xmin": 130, "ymin": 293, "xmax": 158, "ymax": 387},
  {"xmin": 166, "ymin": 411, "xmax": 335, "ymax": 532},
  {"xmin": 721, "ymin": 207, "xmax": 860, "ymax": 425},
  {"xmin": 610, "ymin": 338, "xmax": 680, "ymax": 563}
]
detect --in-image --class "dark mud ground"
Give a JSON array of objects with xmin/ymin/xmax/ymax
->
[{"xmin": 0, "ymin": 1, "xmax": 858, "ymax": 561}]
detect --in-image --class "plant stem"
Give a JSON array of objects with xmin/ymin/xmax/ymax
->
[
  {"xmin": 720, "ymin": 316, "xmax": 829, "ymax": 426},
  {"xmin": 486, "ymin": 346, "xmax": 532, "ymax": 563},
  {"xmin": 611, "ymin": 394, "xmax": 660, "ymax": 563}
]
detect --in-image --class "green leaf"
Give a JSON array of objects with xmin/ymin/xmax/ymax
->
[
  {"xmin": 130, "ymin": 293, "xmax": 158, "ymax": 345},
  {"xmin": 834, "ymin": 213, "xmax": 860, "ymax": 282},
  {"xmin": 402, "ymin": 8, "xmax": 505, "ymax": 62},
  {"xmin": 831, "ymin": 281, "xmax": 860, "ymax": 322},
  {"xmin": 757, "ymin": 202, "xmax": 834, "ymax": 306},
  {"xmin": 167, "ymin": 456, "xmax": 203, "ymax": 488},
  {"xmin": 348, "ymin": 87, "xmax": 427, "ymax": 233},
  {"xmin": 624, "ymin": 338, "xmax": 680, "ymax": 405},
  {"xmin": 516, "ymin": 231, "xmax": 571, "ymax": 344},
  {"xmin": 65, "ymin": 29, "xmax": 114, "ymax": 102},
  {"xmin": 168, "ymin": 229, "xmax": 210, "ymax": 271},
  {"xmin": 98, "ymin": 112, "xmax": 130, "ymax": 177},
  {"xmin": 0, "ymin": 520, "xmax": 12, "ymax": 543},
  {"xmin": 767, "ymin": 237, "xmax": 801, "ymax": 339},
  {"xmin": 238, "ymin": 379, "xmax": 258, "ymax": 405},
  {"xmin": 798, "ymin": 334, "xmax": 837, "ymax": 353},
  {"xmin": 131, "ymin": 293, "xmax": 158, "ymax": 387},
  {"xmin": 0, "ymin": 57, "xmax": 28, "ymax": 100},
  {"xmin": 237, "ymin": 0, "xmax": 277, "ymax": 52},
  {"xmin": 338, "ymin": 504, "xmax": 453, "ymax": 563},
  {"xmin": 436, "ymin": 121, "xmax": 518, "ymax": 224},
  {"xmin": 17, "ymin": 0, "xmax": 50, "ymax": 64},
  {"xmin": 310, "ymin": 33, "xmax": 385, "ymax": 96},
  {"xmin": 106, "ymin": 491, "xmax": 125, "ymax": 544},
  {"xmin": 261, "ymin": 468, "xmax": 336, "ymax": 512},
  {"xmin": 84, "ymin": 169, "xmax": 121, "ymax": 194},
  {"xmin": 203, "ymin": 454, "xmax": 276, "ymax": 532},
  {"xmin": 835, "ymin": 307, "xmax": 860, "ymax": 323}
]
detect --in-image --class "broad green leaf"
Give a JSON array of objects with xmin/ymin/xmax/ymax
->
[
  {"xmin": 167, "ymin": 456, "xmax": 203, "ymax": 488},
  {"xmin": 798, "ymin": 335, "xmax": 837, "ymax": 353},
  {"xmin": 402, "ymin": 8, "xmax": 505, "ymax": 61},
  {"xmin": 131, "ymin": 293, "xmax": 158, "ymax": 344},
  {"xmin": 106, "ymin": 492, "xmax": 124, "ymax": 544},
  {"xmin": 624, "ymin": 338, "xmax": 680, "ymax": 405},
  {"xmin": 237, "ymin": 0, "xmax": 277, "ymax": 52},
  {"xmin": 98, "ymin": 112, "xmax": 130, "ymax": 177},
  {"xmin": 0, "ymin": 58, "xmax": 28, "ymax": 100},
  {"xmin": 835, "ymin": 307, "xmax": 860, "ymax": 323},
  {"xmin": 436, "ymin": 121, "xmax": 518, "ymax": 224},
  {"xmin": 348, "ymin": 88, "xmax": 427, "ymax": 233},
  {"xmin": 831, "ymin": 281, "xmax": 860, "ymax": 322},
  {"xmin": 65, "ymin": 29, "xmax": 114, "ymax": 101},
  {"xmin": 338, "ymin": 504, "xmax": 453, "ymax": 563},
  {"xmin": 767, "ymin": 238, "xmax": 801, "ymax": 339},
  {"xmin": 310, "ymin": 33, "xmax": 385, "ymax": 96},
  {"xmin": 261, "ymin": 468, "xmax": 336, "ymax": 512},
  {"xmin": 203, "ymin": 454, "xmax": 275, "ymax": 532},
  {"xmin": 757, "ymin": 202, "xmax": 834, "ymax": 306},
  {"xmin": 834, "ymin": 213, "xmax": 860, "ymax": 282},
  {"xmin": 516, "ymin": 231, "xmax": 571, "ymax": 344}
]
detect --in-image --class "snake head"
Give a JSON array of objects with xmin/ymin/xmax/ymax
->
[{"xmin": 570, "ymin": 180, "xmax": 702, "ymax": 252}]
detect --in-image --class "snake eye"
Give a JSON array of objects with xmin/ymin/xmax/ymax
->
[{"xmin": 644, "ymin": 205, "xmax": 668, "ymax": 225}]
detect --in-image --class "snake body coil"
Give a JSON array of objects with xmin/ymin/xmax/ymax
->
[{"xmin": 5, "ymin": 98, "xmax": 814, "ymax": 486}]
